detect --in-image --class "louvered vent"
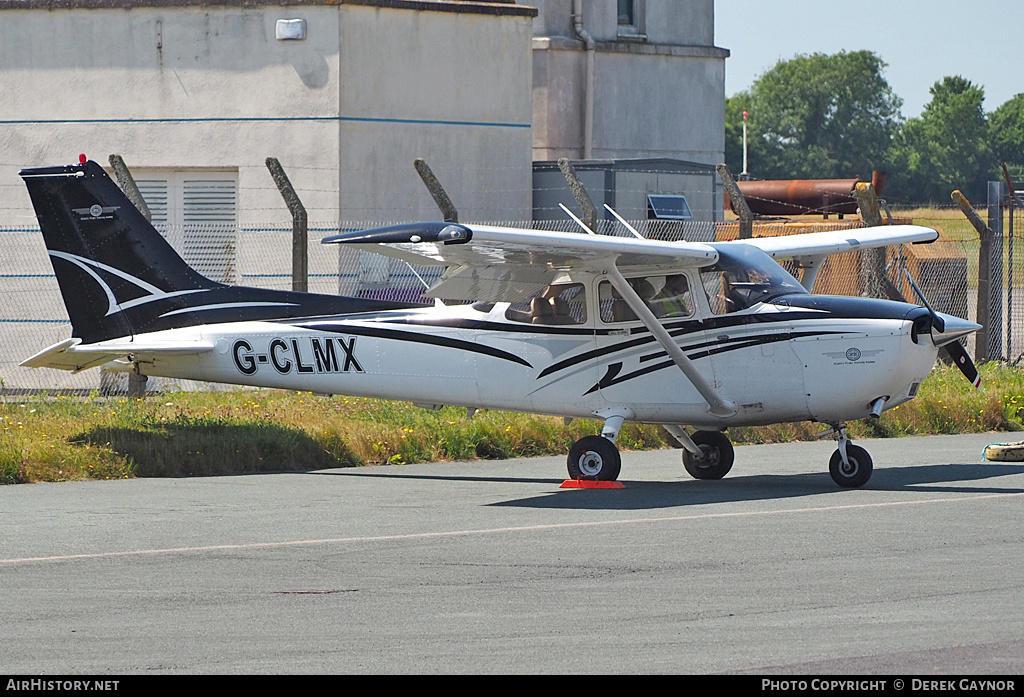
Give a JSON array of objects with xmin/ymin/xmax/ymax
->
[
  {"xmin": 134, "ymin": 171, "xmax": 238, "ymax": 284},
  {"xmin": 181, "ymin": 179, "xmax": 237, "ymax": 283},
  {"xmin": 134, "ymin": 180, "xmax": 169, "ymax": 226}
]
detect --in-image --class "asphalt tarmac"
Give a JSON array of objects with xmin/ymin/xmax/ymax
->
[{"xmin": 2, "ymin": 433, "xmax": 1023, "ymax": 675}]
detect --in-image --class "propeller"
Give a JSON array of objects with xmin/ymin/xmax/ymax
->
[
  {"xmin": 901, "ymin": 268, "xmax": 981, "ymax": 388},
  {"xmin": 903, "ymin": 268, "xmax": 944, "ymax": 333},
  {"xmin": 944, "ymin": 340, "xmax": 981, "ymax": 388}
]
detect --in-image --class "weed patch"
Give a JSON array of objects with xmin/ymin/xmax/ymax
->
[{"xmin": 2, "ymin": 362, "xmax": 1023, "ymax": 483}]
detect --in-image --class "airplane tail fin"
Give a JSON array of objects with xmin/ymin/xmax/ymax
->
[
  {"xmin": 20, "ymin": 159, "xmax": 411, "ymax": 344},
  {"xmin": 21, "ymin": 160, "xmax": 222, "ymax": 344}
]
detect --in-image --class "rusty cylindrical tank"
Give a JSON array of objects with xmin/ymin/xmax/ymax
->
[{"xmin": 726, "ymin": 171, "xmax": 887, "ymax": 217}]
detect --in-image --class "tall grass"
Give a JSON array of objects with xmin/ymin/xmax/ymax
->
[{"xmin": 2, "ymin": 362, "xmax": 1022, "ymax": 484}]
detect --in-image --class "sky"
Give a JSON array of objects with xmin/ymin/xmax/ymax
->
[{"xmin": 715, "ymin": 0, "xmax": 1024, "ymax": 118}]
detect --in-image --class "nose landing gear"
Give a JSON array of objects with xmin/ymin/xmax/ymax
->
[{"xmin": 824, "ymin": 423, "xmax": 873, "ymax": 487}]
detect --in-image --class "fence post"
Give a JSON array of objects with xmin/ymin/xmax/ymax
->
[
  {"xmin": 413, "ymin": 158, "xmax": 458, "ymax": 223},
  {"xmin": 557, "ymin": 158, "xmax": 597, "ymax": 231},
  {"xmin": 854, "ymin": 182, "xmax": 885, "ymax": 298},
  {"xmin": 716, "ymin": 164, "xmax": 752, "ymax": 239},
  {"xmin": 265, "ymin": 157, "xmax": 307, "ymax": 293},
  {"xmin": 953, "ymin": 189, "xmax": 999, "ymax": 361},
  {"xmin": 108, "ymin": 154, "xmax": 149, "ymax": 398},
  {"xmin": 1003, "ymin": 164, "xmax": 1018, "ymax": 360},
  {"xmin": 109, "ymin": 155, "xmax": 153, "ymax": 223},
  {"xmin": 988, "ymin": 181, "xmax": 1005, "ymax": 360}
]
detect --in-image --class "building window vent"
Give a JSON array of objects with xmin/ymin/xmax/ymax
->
[
  {"xmin": 647, "ymin": 194, "xmax": 693, "ymax": 220},
  {"xmin": 276, "ymin": 19, "xmax": 307, "ymax": 41}
]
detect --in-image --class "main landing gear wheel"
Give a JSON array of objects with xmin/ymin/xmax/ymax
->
[
  {"xmin": 682, "ymin": 430, "xmax": 734, "ymax": 480},
  {"xmin": 567, "ymin": 435, "xmax": 622, "ymax": 481},
  {"xmin": 829, "ymin": 444, "xmax": 873, "ymax": 488}
]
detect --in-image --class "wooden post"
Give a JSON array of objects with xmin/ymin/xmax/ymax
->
[
  {"xmin": 953, "ymin": 189, "xmax": 993, "ymax": 360},
  {"xmin": 716, "ymin": 163, "xmax": 753, "ymax": 239},
  {"xmin": 557, "ymin": 158, "xmax": 597, "ymax": 231},
  {"xmin": 413, "ymin": 158, "xmax": 458, "ymax": 223},
  {"xmin": 854, "ymin": 182, "xmax": 883, "ymax": 227},
  {"xmin": 108, "ymin": 155, "xmax": 150, "ymax": 398},
  {"xmin": 265, "ymin": 157, "xmax": 308, "ymax": 293},
  {"xmin": 855, "ymin": 182, "xmax": 885, "ymax": 298},
  {"xmin": 109, "ymin": 154, "xmax": 153, "ymax": 223}
]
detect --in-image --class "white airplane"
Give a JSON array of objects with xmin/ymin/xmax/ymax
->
[{"xmin": 19, "ymin": 159, "xmax": 981, "ymax": 487}]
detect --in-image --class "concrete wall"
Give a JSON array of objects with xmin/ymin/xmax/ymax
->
[
  {"xmin": 0, "ymin": 1, "xmax": 535, "ymax": 229},
  {"xmin": 337, "ymin": 5, "xmax": 534, "ymax": 222},
  {"xmin": 531, "ymin": 0, "xmax": 729, "ymax": 165},
  {"xmin": 0, "ymin": 0, "xmax": 535, "ymax": 390},
  {"xmin": 534, "ymin": 0, "xmax": 715, "ymax": 44},
  {"xmin": 532, "ymin": 159, "xmax": 718, "ymax": 225}
]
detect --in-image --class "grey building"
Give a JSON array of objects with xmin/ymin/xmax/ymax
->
[
  {"xmin": 531, "ymin": 0, "xmax": 729, "ymax": 164},
  {"xmin": 530, "ymin": 1, "xmax": 729, "ymax": 223},
  {"xmin": 0, "ymin": 0, "xmax": 730, "ymax": 389}
]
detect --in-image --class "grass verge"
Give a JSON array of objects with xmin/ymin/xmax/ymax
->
[{"xmin": 2, "ymin": 362, "xmax": 1023, "ymax": 484}]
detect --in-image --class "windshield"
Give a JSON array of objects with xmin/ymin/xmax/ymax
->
[{"xmin": 700, "ymin": 243, "xmax": 807, "ymax": 314}]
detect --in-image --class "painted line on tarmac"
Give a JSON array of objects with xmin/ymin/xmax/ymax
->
[{"xmin": 3, "ymin": 491, "xmax": 1023, "ymax": 566}]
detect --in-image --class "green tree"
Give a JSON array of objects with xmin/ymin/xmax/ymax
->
[
  {"xmin": 888, "ymin": 76, "xmax": 991, "ymax": 203},
  {"xmin": 724, "ymin": 51, "xmax": 902, "ymax": 181},
  {"xmin": 990, "ymin": 93, "xmax": 1024, "ymax": 173}
]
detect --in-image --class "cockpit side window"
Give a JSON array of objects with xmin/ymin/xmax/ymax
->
[
  {"xmin": 599, "ymin": 274, "xmax": 694, "ymax": 323},
  {"xmin": 505, "ymin": 283, "xmax": 587, "ymax": 325},
  {"xmin": 701, "ymin": 244, "xmax": 807, "ymax": 314}
]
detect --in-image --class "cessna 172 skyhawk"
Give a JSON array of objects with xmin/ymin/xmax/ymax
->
[{"xmin": 19, "ymin": 159, "xmax": 981, "ymax": 487}]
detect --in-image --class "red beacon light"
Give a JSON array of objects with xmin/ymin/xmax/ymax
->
[{"xmin": 79, "ymin": 154, "xmax": 87, "ymax": 164}]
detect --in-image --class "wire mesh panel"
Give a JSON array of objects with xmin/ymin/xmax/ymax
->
[
  {"xmin": 1005, "ymin": 193, "xmax": 1023, "ymax": 362},
  {"xmin": 0, "ymin": 210, "xmax": 993, "ymax": 393}
]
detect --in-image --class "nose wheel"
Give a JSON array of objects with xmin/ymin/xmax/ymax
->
[
  {"xmin": 825, "ymin": 424, "xmax": 873, "ymax": 487},
  {"xmin": 829, "ymin": 444, "xmax": 873, "ymax": 487}
]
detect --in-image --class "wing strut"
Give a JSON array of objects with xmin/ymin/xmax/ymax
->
[{"xmin": 604, "ymin": 262, "xmax": 737, "ymax": 418}]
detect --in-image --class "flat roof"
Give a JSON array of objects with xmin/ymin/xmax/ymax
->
[{"xmin": 0, "ymin": 0, "xmax": 538, "ymax": 17}]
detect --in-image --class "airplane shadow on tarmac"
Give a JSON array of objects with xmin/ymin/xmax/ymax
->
[
  {"xmin": 489, "ymin": 462, "xmax": 1024, "ymax": 510},
  {"xmin": 326, "ymin": 461, "xmax": 1024, "ymax": 511}
]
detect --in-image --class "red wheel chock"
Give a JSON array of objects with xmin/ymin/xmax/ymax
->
[{"xmin": 560, "ymin": 478, "xmax": 625, "ymax": 489}]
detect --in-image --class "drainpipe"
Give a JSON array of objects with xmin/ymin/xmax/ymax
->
[{"xmin": 572, "ymin": 0, "xmax": 595, "ymax": 160}]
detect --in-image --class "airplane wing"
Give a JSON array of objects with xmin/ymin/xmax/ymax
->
[
  {"xmin": 323, "ymin": 222, "xmax": 937, "ymax": 302},
  {"xmin": 323, "ymin": 223, "xmax": 719, "ymax": 302},
  {"xmin": 737, "ymin": 224, "xmax": 938, "ymax": 260},
  {"xmin": 21, "ymin": 338, "xmax": 215, "ymax": 373}
]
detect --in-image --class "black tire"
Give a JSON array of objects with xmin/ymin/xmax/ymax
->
[
  {"xmin": 567, "ymin": 435, "xmax": 622, "ymax": 481},
  {"xmin": 829, "ymin": 444, "xmax": 873, "ymax": 488},
  {"xmin": 682, "ymin": 430, "xmax": 734, "ymax": 480}
]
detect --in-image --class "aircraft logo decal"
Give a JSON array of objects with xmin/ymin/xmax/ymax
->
[
  {"xmin": 72, "ymin": 204, "xmax": 120, "ymax": 220},
  {"xmin": 825, "ymin": 348, "xmax": 883, "ymax": 365}
]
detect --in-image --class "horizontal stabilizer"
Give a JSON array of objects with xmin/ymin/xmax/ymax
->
[{"xmin": 21, "ymin": 338, "xmax": 214, "ymax": 373}]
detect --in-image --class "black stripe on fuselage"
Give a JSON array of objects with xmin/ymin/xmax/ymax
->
[
  {"xmin": 583, "ymin": 330, "xmax": 842, "ymax": 394},
  {"xmin": 294, "ymin": 322, "xmax": 534, "ymax": 368},
  {"xmin": 636, "ymin": 330, "xmax": 842, "ymax": 365},
  {"xmin": 536, "ymin": 310, "xmax": 830, "ymax": 379}
]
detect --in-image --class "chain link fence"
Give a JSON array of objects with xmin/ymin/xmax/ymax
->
[{"xmin": 0, "ymin": 204, "xmax": 1005, "ymax": 394}]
